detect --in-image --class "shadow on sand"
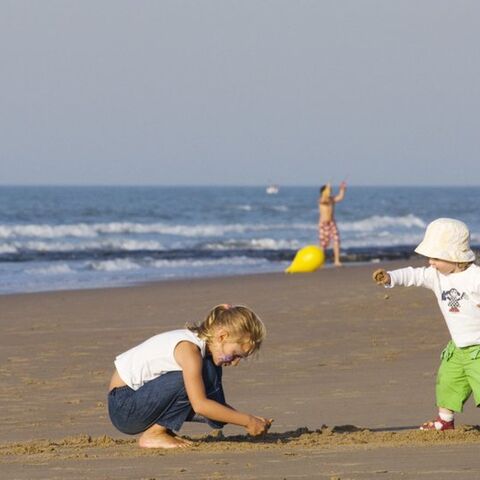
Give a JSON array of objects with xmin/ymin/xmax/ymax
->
[{"xmin": 197, "ymin": 423, "xmax": 480, "ymax": 446}]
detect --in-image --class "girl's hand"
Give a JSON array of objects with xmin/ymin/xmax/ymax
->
[
  {"xmin": 245, "ymin": 415, "xmax": 273, "ymax": 436},
  {"xmin": 372, "ymin": 269, "xmax": 390, "ymax": 285}
]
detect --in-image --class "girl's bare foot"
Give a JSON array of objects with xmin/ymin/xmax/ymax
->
[{"xmin": 138, "ymin": 424, "xmax": 192, "ymax": 449}]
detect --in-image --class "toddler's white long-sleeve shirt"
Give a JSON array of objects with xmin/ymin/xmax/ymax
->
[{"xmin": 387, "ymin": 264, "xmax": 480, "ymax": 347}]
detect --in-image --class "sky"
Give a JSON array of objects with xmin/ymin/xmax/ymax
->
[{"xmin": 1, "ymin": 1, "xmax": 479, "ymax": 186}]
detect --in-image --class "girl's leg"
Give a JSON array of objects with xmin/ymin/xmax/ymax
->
[
  {"xmin": 138, "ymin": 424, "xmax": 191, "ymax": 449},
  {"xmin": 109, "ymin": 358, "xmax": 227, "ymax": 447},
  {"xmin": 108, "ymin": 372, "xmax": 195, "ymax": 446},
  {"xmin": 133, "ymin": 374, "xmax": 195, "ymax": 448},
  {"xmin": 141, "ymin": 358, "xmax": 226, "ymax": 446}
]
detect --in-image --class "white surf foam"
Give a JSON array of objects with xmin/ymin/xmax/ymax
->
[
  {"xmin": 25, "ymin": 264, "xmax": 74, "ymax": 275},
  {"xmin": 88, "ymin": 259, "xmax": 141, "ymax": 271},
  {"xmin": 0, "ymin": 222, "xmax": 283, "ymax": 239},
  {"xmin": 204, "ymin": 238, "xmax": 300, "ymax": 250},
  {"xmin": 0, "ymin": 244, "xmax": 17, "ymax": 254},
  {"xmin": 151, "ymin": 256, "xmax": 268, "ymax": 269},
  {"xmin": 6, "ymin": 239, "xmax": 165, "ymax": 253},
  {"xmin": 340, "ymin": 214, "xmax": 426, "ymax": 232},
  {"xmin": 271, "ymin": 205, "xmax": 289, "ymax": 212}
]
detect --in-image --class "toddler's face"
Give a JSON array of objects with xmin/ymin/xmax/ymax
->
[{"xmin": 428, "ymin": 258, "xmax": 461, "ymax": 275}]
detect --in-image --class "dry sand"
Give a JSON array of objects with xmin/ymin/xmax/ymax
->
[{"xmin": 1, "ymin": 261, "xmax": 480, "ymax": 479}]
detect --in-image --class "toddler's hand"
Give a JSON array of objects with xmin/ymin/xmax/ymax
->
[
  {"xmin": 372, "ymin": 269, "xmax": 390, "ymax": 285},
  {"xmin": 245, "ymin": 415, "xmax": 273, "ymax": 436}
]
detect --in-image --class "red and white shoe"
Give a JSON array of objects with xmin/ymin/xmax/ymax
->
[{"xmin": 419, "ymin": 416, "xmax": 454, "ymax": 431}]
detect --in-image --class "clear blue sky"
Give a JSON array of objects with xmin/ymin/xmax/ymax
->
[{"xmin": 1, "ymin": 1, "xmax": 479, "ymax": 186}]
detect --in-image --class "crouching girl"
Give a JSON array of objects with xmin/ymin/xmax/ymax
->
[{"xmin": 108, "ymin": 304, "xmax": 272, "ymax": 448}]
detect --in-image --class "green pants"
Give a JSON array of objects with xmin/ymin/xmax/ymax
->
[{"xmin": 436, "ymin": 341, "xmax": 480, "ymax": 412}]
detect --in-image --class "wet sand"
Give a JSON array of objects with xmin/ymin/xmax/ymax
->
[{"xmin": 1, "ymin": 261, "xmax": 480, "ymax": 479}]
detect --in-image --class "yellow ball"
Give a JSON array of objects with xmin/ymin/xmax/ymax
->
[{"xmin": 285, "ymin": 245, "xmax": 325, "ymax": 273}]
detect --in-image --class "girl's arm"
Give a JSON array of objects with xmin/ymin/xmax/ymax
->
[{"xmin": 174, "ymin": 341, "xmax": 271, "ymax": 436}]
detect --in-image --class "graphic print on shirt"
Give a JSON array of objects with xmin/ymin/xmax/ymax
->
[{"xmin": 441, "ymin": 288, "xmax": 467, "ymax": 312}]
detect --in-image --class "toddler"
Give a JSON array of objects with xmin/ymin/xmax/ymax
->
[{"xmin": 373, "ymin": 218, "xmax": 480, "ymax": 430}]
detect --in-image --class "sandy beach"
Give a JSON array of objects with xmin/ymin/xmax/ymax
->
[{"xmin": 1, "ymin": 261, "xmax": 480, "ymax": 479}]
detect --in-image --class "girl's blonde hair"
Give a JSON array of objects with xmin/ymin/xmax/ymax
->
[{"xmin": 188, "ymin": 304, "xmax": 266, "ymax": 353}]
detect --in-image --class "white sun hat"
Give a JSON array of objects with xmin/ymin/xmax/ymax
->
[{"xmin": 415, "ymin": 218, "xmax": 476, "ymax": 263}]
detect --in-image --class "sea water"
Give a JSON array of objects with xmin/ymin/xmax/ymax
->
[{"xmin": 1, "ymin": 186, "xmax": 479, "ymax": 295}]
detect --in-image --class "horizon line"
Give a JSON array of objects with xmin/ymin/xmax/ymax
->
[{"xmin": 0, "ymin": 183, "xmax": 479, "ymax": 188}]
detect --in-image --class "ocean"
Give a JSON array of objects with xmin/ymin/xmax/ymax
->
[{"xmin": 1, "ymin": 186, "xmax": 479, "ymax": 295}]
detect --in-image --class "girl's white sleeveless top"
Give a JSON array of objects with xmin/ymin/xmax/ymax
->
[{"xmin": 114, "ymin": 329, "xmax": 206, "ymax": 390}]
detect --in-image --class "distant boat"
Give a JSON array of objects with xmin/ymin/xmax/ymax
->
[{"xmin": 266, "ymin": 184, "xmax": 279, "ymax": 195}]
